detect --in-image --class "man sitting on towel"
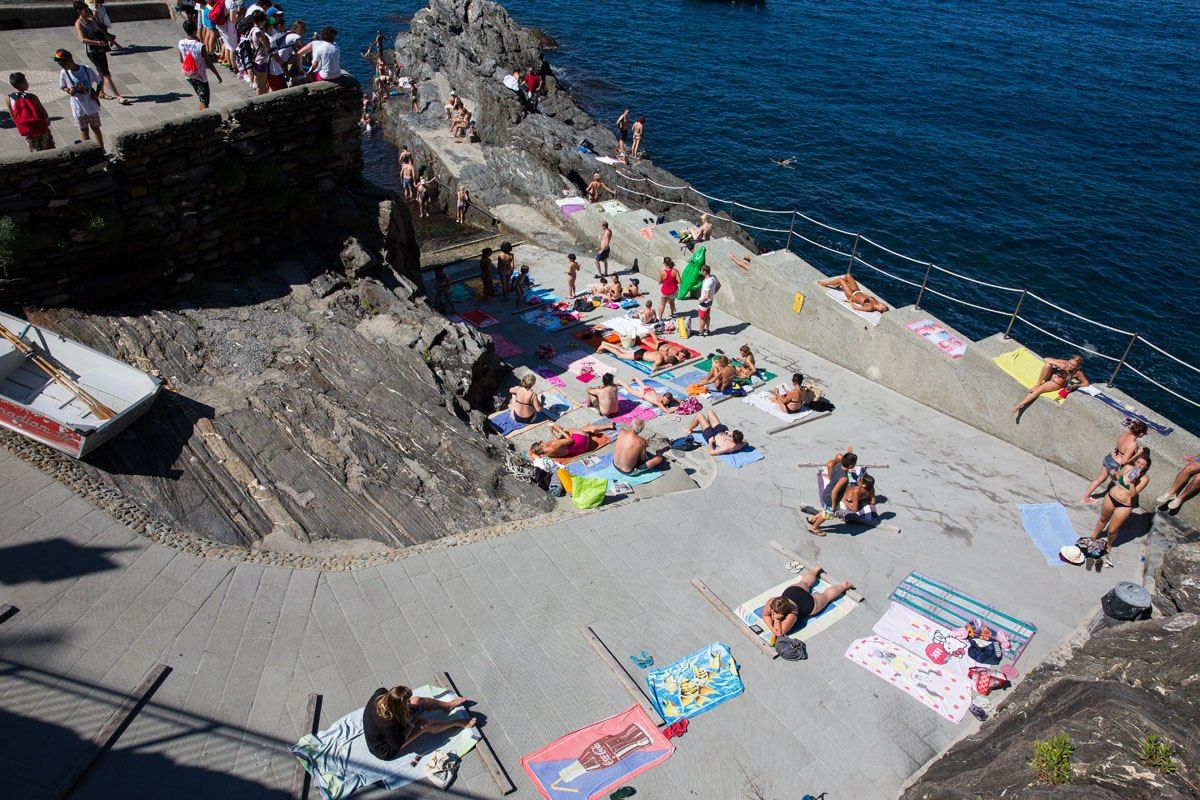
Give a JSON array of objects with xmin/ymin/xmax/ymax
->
[
  {"xmin": 597, "ymin": 335, "xmax": 689, "ymax": 370},
  {"xmin": 807, "ymin": 449, "xmax": 858, "ymax": 537},
  {"xmin": 586, "ymin": 372, "xmax": 620, "ymax": 416},
  {"xmin": 530, "ymin": 422, "xmax": 613, "ymax": 460},
  {"xmin": 818, "ymin": 274, "xmax": 889, "ymax": 314},
  {"xmin": 763, "ymin": 565, "xmax": 856, "ymax": 638},
  {"xmin": 619, "ymin": 377, "xmax": 676, "ymax": 412},
  {"xmin": 771, "ymin": 373, "xmax": 821, "ymax": 414},
  {"xmin": 613, "ymin": 419, "xmax": 666, "ymax": 476},
  {"xmin": 684, "ymin": 410, "xmax": 747, "ymax": 456}
]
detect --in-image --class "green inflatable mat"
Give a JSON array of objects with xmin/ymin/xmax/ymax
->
[{"xmin": 676, "ymin": 246, "xmax": 706, "ymax": 300}]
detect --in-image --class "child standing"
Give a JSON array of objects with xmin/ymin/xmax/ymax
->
[
  {"xmin": 53, "ymin": 49, "xmax": 104, "ymax": 150},
  {"xmin": 5, "ymin": 73, "xmax": 54, "ymax": 152},
  {"xmin": 179, "ymin": 19, "xmax": 222, "ymax": 110},
  {"xmin": 565, "ymin": 253, "xmax": 579, "ymax": 297}
]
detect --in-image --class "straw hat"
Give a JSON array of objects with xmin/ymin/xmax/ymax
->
[{"xmin": 1059, "ymin": 545, "xmax": 1084, "ymax": 565}]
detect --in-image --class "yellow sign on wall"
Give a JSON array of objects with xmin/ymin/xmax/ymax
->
[{"xmin": 792, "ymin": 291, "xmax": 806, "ymax": 313}]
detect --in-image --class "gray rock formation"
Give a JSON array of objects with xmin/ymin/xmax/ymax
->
[{"xmin": 1158, "ymin": 540, "xmax": 1200, "ymax": 614}]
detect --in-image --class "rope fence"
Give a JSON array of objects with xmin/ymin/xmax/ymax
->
[{"xmin": 612, "ymin": 170, "xmax": 1200, "ymax": 416}]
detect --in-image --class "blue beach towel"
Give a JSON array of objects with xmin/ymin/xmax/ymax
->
[
  {"xmin": 1018, "ymin": 502, "xmax": 1079, "ymax": 566},
  {"xmin": 1088, "ymin": 391, "xmax": 1173, "ymax": 436},
  {"xmin": 489, "ymin": 393, "xmax": 572, "ymax": 435},
  {"xmin": 567, "ymin": 453, "xmax": 663, "ymax": 486},
  {"xmin": 646, "ymin": 642, "xmax": 743, "ymax": 723},
  {"xmin": 690, "ymin": 433, "xmax": 764, "ymax": 468}
]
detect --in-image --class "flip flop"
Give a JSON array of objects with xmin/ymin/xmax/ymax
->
[
  {"xmin": 610, "ymin": 787, "xmax": 637, "ymax": 799},
  {"xmin": 808, "ymin": 528, "xmax": 826, "ymax": 537},
  {"xmin": 786, "ymin": 561, "xmax": 802, "ymax": 573}
]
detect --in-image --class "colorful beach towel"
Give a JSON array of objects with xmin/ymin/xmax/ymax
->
[
  {"xmin": 596, "ymin": 199, "xmax": 630, "ymax": 214},
  {"xmin": 521, "ymin": 704, "xmax": 674, "ymax": 800},
  {"xmin": 743, "ymin": 388, "xmax": 814, "ymax": 423},
  {"xmin": 1018, "ymin": 502, "xmax": 1079, "ymax": 566},
  {"xmin": 612, "ymin": 388, "xmax": 659, "ymax": 424},
  {"xmin": 489, "ymin": 392, "xmax": 574, "ymax": 436},
  {"xmin": 551, "ymin": 348, "xmax": 597, "ymax": 371},
  {"xmin": 1079, "ymin": 386, "xmax": 1174, "ymax": 436},
  {"xmin": 905, "ymin": 318, "xmax": 967, "ymax": 360},
  {"xmin": 522, "ymin": 303, "xmax": 584, "ymax": 331},
  {"xmin": 534, "ymin": 367, "xmax": 567, "ymax": 388},
  {"xmin": 567, "ymin": 453, "xmax": 663, "ymax": 486},
  {"xmin": 992, "ymin": 347, "xmax": 1065, "ymax": 404},
  {"xmin": 844, "ymin": 635, "xmax": 972, "ymax": 723},
  {"xmin": 693, "ymin": 357, "xmax": 777, "ymax": 384},
  {"xmin": 646, "ymin": 642, "xmax": 743, "ymax": 723},
  {"xmin": 825, "ymin": 288, "xmax": 882, "ymax": 326},
  {"xmin": 735, "ymin": 577, "xmax": 857, "ymax": 646},
  {"xmin": 889, "ymin": 571, "xmax": 1037, "ymax": 665},
  {"xmin": 291, "ymin": 685, "xmax": 480, "ymax": 800},
  {"xmin": 460, "ymin": 308, "xmax": 502, "ymax": 329},
  {"xmin": 872, "ymin": 602, "xmax": 978, "ymax": 681},
  {"xmin": 490, "ymin": 333, "xmax": 524, "ymax": 358},
  {"xmin": 449, "ymin": 282, "xmax": 476, "ymax": 302},
  {"xmin": 689, "ymin": 433, "xmax": 765, "ymax": 468}
]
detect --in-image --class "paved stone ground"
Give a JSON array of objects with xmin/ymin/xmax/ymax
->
[
  {"xmin": 0, "ymin": 20, "xmax": 256, "ymax": 156},
  {"xmin": 0, "ymin": 245, "xmax": 1144, "ymax": 799}
]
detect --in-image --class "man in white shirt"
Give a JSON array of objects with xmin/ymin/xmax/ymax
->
[
  {"xmin": 179, "ymin": 18, "xmax": 221, "ymax": 109},
  {"xmin": 696, "ymin": 264, "xmax": 720, "ymax": 336},
  {"xmin": 53, "ymin": 48, "xmax": 103, "ymax": 149},
  {"xmin": 297, "ymin": 26, "xmax": 341, "ymax": 81}
]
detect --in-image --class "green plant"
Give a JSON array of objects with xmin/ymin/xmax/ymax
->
[
  {"xmin": 0, "ymin": 216, "xmax": 30, "ymax": 274},
  {"xmin": 1030, "ymin": 733, "xmax": 1073, "ymax": 785},
  {"xmin": 87, "ymin": 206, "xmax": 126, "ymax": 244},
  {"xmin": 1141, "ymin": 734, "xmax": 1177, "ymax": 774}
]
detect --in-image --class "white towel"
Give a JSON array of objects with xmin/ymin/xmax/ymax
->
[
  {"xmin": 825, "ymin": 289, "xmax": 882, "ymax": 326},
  {"xmin": 743, "ymin": 388, "xmax": 814, "ymax": 423}
]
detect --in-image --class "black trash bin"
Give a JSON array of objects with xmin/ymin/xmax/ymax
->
[{"xmin": 1090, "ymin": 581, "xmax": 1153, "ymax": 633}]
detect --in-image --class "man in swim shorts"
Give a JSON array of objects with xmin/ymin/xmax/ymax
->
[
  {"xmin": 595, "ymin": 221, "xmax": 612, "ymax": 277},
  {"xmin": 683, "ymin": 410, "xmax": 746, "ymax": 456},
  {"xmin": 613, "ymin": 419, "xmax": 665, "ymax": 475},
  {"xmin": 586, "ymin": 372, "xmax": 620, "ymax": 417}
]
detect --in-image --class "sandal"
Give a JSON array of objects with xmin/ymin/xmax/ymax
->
[{"xmin": 808, "ymin": 527, "xmax": 826, "ymax": 537}]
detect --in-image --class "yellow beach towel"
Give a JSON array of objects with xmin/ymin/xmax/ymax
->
[{"xmin": 992, "ymin": 347, "xmax": 1065, "ymax": 404}]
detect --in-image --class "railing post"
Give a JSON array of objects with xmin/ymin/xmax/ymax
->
[
  {"xmin": 1003, "ymin": 289, "xmax": 1027, "ymax": 338},
  {"xmin": 914, "ymin": 262, "xmax": 934, "ymax": 310},
  {"xmin": 785, "ymin": 211, "xmax": 796, "ymax": 252},
  {"xmin": 1108, "ymin": 333, "xmax": 1139, "ymax": 387},
  {"xmin": 846, "ymin": 234, "xmax": 860, "ymax": 276},
  {"xmin": 728, "ymin": 199, "xmax": 736, "ymax": 225}
]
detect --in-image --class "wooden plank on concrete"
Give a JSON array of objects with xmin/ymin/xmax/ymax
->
[
  {"xmin": 441, "ymin": 670, "xmax": 516, "ymax": 795},
  {"xmin": 54, "ymin": 662, "xmax": 170, "ymax": 799},
  {"xmin": 767, "ymin": 411, "xmax": 830, "ymax": 436},
  {"xmin": 768, "ymin": 540, "xmax": 864, "ymax": 602},
  {"xmin": 0, "ymin": 604, "xmax": 17, "ymax": 625},
  {"xmin": 691, "ymin": 579, "xmax": 778, "ymax": 659},
  {"xmin": 580, "ymin": 626, "xmax": 663, "ymax": 724},
  {"xmin": 289, "ymin": 693, "xmax": 322, "ymax": 800}
]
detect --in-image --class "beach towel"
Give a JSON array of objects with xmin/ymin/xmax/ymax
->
[
  {"xmin": 743, "ymin": 388, "xmax": 814, "ymax": 423},
  {"xmin": 557, "ymin": 196, "xmax": 588, "ymax": 218},
  {"xmin": 597, "ymin": 199, "xmax": 629, "ymax": 214},
  {"xmin": 538, "ymin": 433, "xmax": 612, "ymax": 465},
  {"xmin": 844, "ymin": 636, "xmax": 972, "ymax": 723},
  {"xmin": 690, "ymin": 433, "xmax": 764, "ymax": 468},
  {"xmin": 490, "ymin": 333, "xmax": 523, "ymax": 358},
  {"xmin": 692, "ymin": 357, "xmax": 778, "ymax": 386},
  {"xmin": 646, "ymin": 642, "xmax": 743, "ymax": 723},
  {"xmin": 460, "ymin": 308, "xmax": 502, "ymax": 329},
  {"xmin": 825, "ymin": 288, "xmax": 882, "ymax": 326},
  {"xmin": 640, "ymin": 226, "xmax": 654, "ymax": 239},
  {"xmin": 567, "ymin": 453, "xmax": 663, "ymax": 486},
  {"xmin": 489, "ymin": 393, "xmax": 573, "ymax": 436},
  {"xmin": 1018, "ymin": 502, "xmax": 1079, "ymax": 566},
  {"xmin": 889, "ymin": 571, "xmax": 1037, "ymax": 665},
  {"xmin": 521, "ymin": 303, "xmax": 584, "ymax": 331},
  {"xmin": 534, "ymin": 367, "xmax": 567, "ymax": 388},
  {"xmin": 551, "ymin": 348, "xmax": 596, "ymax": 371},
  {"xmin": 872, "ymin": 602, "xmax": 977, "ymax": 680},
  {"xmin": 905, "ymin": 318, "xmax": 967, "ymax": 360},
  {"xmin": 816, "ymin": 467, "xmax": 877, "ymax": 519},
  {"xmin": 602, "ymin": 317, "xmax": 653, "ymax": 341},
  {"xmin": 521, "ymin": 704, "xmax": 674, "ymax": 800},
  {"xmin": 1078, "ymin": 386, "xmax": 1173, "ymax": 435},
  {"xmin": 610, "ymin": 387, "xmax": 660, "ymax": 424},
  {"xmin": 605, "ymin": 337, "xmax": 702, "ymax": 375},
  {"xmin": 291, "ymin": 685, "xmax": 480, "ymax": 800},
  {"xmin": 992, "ymin": 347, "xmax": 1065, "ymax": 404},
  {"xmin": 449, "ymin": 283, "xmax": 475, "ymax": 302},
  {"xmin": 736, "ymin": 577, "xmax": 857, "ymax": 647}
]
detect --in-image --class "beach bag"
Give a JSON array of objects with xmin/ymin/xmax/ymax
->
[
  {"xmin": 968, "ymin": 640, "xmax": 1002, "ymax": 665},
  {"xmin": 573, "ymin": 297, "xmax": 592, "ymax": 312},
  {"xmin": 7, "ymin": 92, "xmax": 47, "ymax": 136},
  {"xmin": 181, "ymin": 47, "xmax": 200, "ymax": 77},
  {"xmin": 968, "ymin": 666, "xmax": 1008, "ymax": 696},
  {"xmin": 571, "ymin": 476, "xmax": 608, "ymax": 509}
]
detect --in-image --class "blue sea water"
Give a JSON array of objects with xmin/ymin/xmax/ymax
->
[{"xmin": 288, "ymin": 0, "xmax": 1200, "ymax": 428}]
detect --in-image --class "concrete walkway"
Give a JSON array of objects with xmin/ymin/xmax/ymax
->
[{"xmin": 0, "ymin": 236, "xmax": 1142, "ymax": 798}]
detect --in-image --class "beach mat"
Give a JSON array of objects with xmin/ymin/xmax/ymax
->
[
  {"xmin": 873, "ymin": 601, "xmax": 979, "ymax": 681},
  {"xmin": 521, "ymin": 704, "xmax": 674, "ymax": 800},
  {"xmin": 844, "ymin": 635, "xmax": 972, "ymax": 723},
  {"xmin": 1018, "ymin": 502, "xmax": 1079, "ymax": 566},
  {"xmin": 537, "ymin": 433, "xmax": 612, "ymax": 465},
  {"xmin": 490, "ymin": 333, "xmax": 523, "ymax": 358},
  {"xmin": 291, "ymin": 685, "xmax": 479, "ymax": 800},
  {"xmin": 905, "ymin": 318, "xmax": 967, "ymax": 360},
  {"xmin": 690, "ymin": 432, "xmax": 764, "ymax": 468},
  {"xmin": 826, "ymin": 288, "xmax": 882, "ymax": 326},
  {"xmin": 1079, "ymin": 386, "xmax": 1173, "ymax": 435},
  {"xmin": 889, "ymin": 571, "xmax": 1037, "ymax": 665},
  {"xmin": 460, "ymin": 308, "xmax": 502, "ymax": 329},
  {"xmin": 612, "ymin": 388, "xmax": 659, "ymax": 424},
  {"xmin": 566, "ymin": 453, "xmax": 663, "ymax": 486},
  {"xmin": 992, "ymin": 347, "xmax": 1065, "ymax": 404},
  {"xmin": 735, "ymin": 577, "xmax": 857, "ymax": 646},
  {"xmin": 743, "ymin": 388, "xmax": 814, "ymax": 423},
  {"xmin": 489, "ymin": 392, "xmax": 573, "ymax": 436},
  {"xmin": 693, "ymin": 356, "xmax": 777, "ymax": 383},
  {"xmin": 646, "ymin": 642, "xmax": 743, "ymax": 723}
]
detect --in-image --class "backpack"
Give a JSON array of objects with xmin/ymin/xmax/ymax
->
[
  {"xmin": 235, "ymin": 37, "xmax": 255, "ymax": 72},
  {"xmin": 8, "ymin": 92, "xmax": 47, "ymax": 136},
  {"xmin": 181, "ymin": 45, "xmax": 201, "ymax": 77},
  {"xmin": 208, "ymin": 0, "xmax": 228, "ymax": 25}
]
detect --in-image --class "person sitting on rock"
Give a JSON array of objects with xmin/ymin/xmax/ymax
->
[
  {"xmin": 1157, "ymin": 454, "xmax": 1200, "ymax": 512},
  {"xmin": 688, "ymin": 213, "xmax": 713, "ymax": 244},
  {"xmin": 451, "ymin": 109, "xmax": 472, "ymax": 142},
  {"xmin": 363, "ymin": 685, "xmax": 475, "ymax": 762},
  {"xmin": 529, "ymin": 422, "xmax": 613, "ymax": 460},
  {"xmin": 762, "ymin": 565, "xmax": 855, "ymax": 638},
  {"xmin": 623, "ymin": 279, "xmax": 641, "ymax": 298},
  {"xmin": 443, "ymin": 90, "xmax": 459, "ymax": 120},
  {"xmin": 586, "ymin": 372, "xmax": 619, "ymax": 416},
  {"xmin": 807, "ymin": 448, "xmax": 857, "ymax": 537},
  {"xmin": 604, "ymin": 275, "xmax": 624, "ymax": 302},
  {"xmin": 735, "ymin": 345, "xmax": 757, "ymax": 380}
]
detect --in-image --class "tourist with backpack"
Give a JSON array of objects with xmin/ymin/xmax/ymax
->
[
  {"xmin": 53, "ymin": 49, "xmax": 104, "ymax": 150},
  {"xmin": 208, "ymin": 0, "xmax": 237, "ymax": 66},
  {"xmin": 179, "ymin": 19, "xmax": 221, "ymax": 109},
  {"xmin": 5, "ymin": 73, "xmax": 54, "ymax": 152}
]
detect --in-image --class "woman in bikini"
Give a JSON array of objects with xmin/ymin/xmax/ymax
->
[
  {"xmin": 1010, "ymin": 354, "xmax": 1090, "ymax": 415},
  {"xmin": 771, "ymin": 373, "xmax": 820, "ymax": 415},
  {"xmin": 529, "ymin": 422, "xmax": 613, "ymax": 460},
  {"xmin": 1091, "ymin": 454, "xmax": 1150, "ymax": 550},
  {"xmin": 817, "ymin": 274, "xmax": 889, "ymax": 314},
  {"xmin": 455, "ymin": 185, "xmax": 470, "ymax": 224},
  {"xmin": 1082, "ymin": 421, "xmax": 1147, "ymax": 504},
  {"xmin": 761, "ymin": 564, "xmax": 855, "ymax": 638},
  {"xmin": 735, "ymin": 345, "xmax": 757, "ymax": 380},
  {"xmin": 620, "ymin": 377, "xmax": 676, "ymax": 412},
  {"xmin": 507, "ymin": 374, "xmax": 542, "ymax": 424},
  {"xmin": 698, "ymin": 355, "xmax": 737, "ymax": 393},
  {"xmin": 597, "ymin": 337, "xmax": 687, "ymax": 370}
]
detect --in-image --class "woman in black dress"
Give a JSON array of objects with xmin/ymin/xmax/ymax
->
[{"xmin": 363, "ymin": 685, "xmax": 475, "ymax": 761}]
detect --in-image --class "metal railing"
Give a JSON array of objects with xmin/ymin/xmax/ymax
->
[{"xmin": 612, "ymin": 171, "xmax": 1200, "ymax": 420}]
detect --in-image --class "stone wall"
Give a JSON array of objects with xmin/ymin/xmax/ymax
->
[{"xmin": 0, "ymin": 79, "xmax": 363, "ymax": 306}]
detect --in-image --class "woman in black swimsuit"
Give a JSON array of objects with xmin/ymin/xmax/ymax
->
[
  {"xmin": 1091, "ymin": 454, "xmax": 1150, "ymax": 550},
  {"xmin": 507, "ymin": 374, "xmax": 542, "ymax": 424},
  {"xmin": 761, "ymin": 564, "xmax": 855, "ymax": 638}
]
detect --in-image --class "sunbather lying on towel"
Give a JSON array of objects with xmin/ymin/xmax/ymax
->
[
  {"xmin": 597, "ymin": 336, "xmax": 689, "ymax": 370},
  {"xmin": 620, "ymin": 377, "xmax": 676, "ymax": 412},
  {"xmin": 818, "ymin": 274, "xmax": 889, "ymax": 313},
  {"xmin": 614, "ymin": 418, "xmax": 666, "ymax": 475},
  {"xmin": 364, "ymin": 685, "xmax": 475, "ymax": 761},
  {"xmin": 699, "ymin": 355, "xmax": 737, "ymax": 393},
  {"xmin": 586, "ymin": 373, "xmax": 620, "ymax": 416},
  {"xmin": 684, "ymin": 410, "xmax": 747, "ymax": 456},
  {"xmin": 530, "ymin": 422, "xmax": 614, "ymax": 459},
  {"xmin": 807, "ymin": 449, "xmax": 857, "ymax": 537},
  {"xmin": 771, "ymin": 373, "xmax": 821, "ymax": 414},
  {"xmin": 762, "ymin": 565, "xmax": 855, "ymax": 637},
  {"xmin": 508, "ymin": 374, "xmax": 544, "ymax": 424}
]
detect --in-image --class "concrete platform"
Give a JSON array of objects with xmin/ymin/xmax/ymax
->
[
  {"xmin": 0, "ymin": 237, "xmax": 1149, "ymax": 798},
  {"xmin": 0, "ymin": 19, "xmax": 255, "ymax": 156}
]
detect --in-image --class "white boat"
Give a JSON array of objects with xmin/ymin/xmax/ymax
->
[{"xmin": 0, "ymin": 311, "xmax": 162, "ymax": 458}]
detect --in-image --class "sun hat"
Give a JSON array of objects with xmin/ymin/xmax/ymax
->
[{"xmin": 1059, "ymin": 545, "xmax": 1084, "ymax": 565}]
